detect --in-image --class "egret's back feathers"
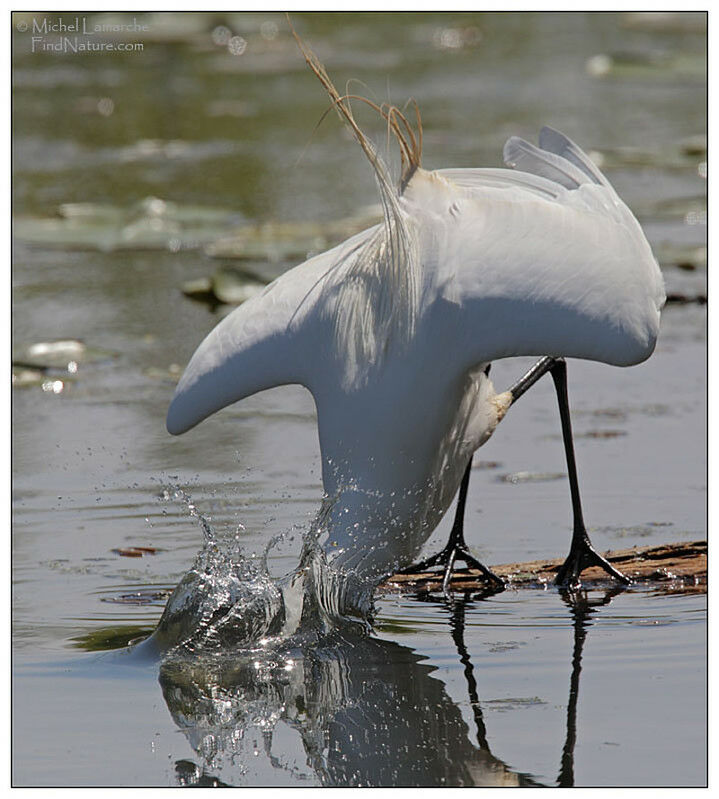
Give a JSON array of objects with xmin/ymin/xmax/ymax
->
[
  {"xmin": 168, "ymin": 125, "xmax": 664, "ymax": 438},
  {"xmin": 537, "ymin": 126, "xmax": 613, "ymax": 190},
  {"xmin": 437, "ymin": 167, "xmax": 563, "ymax": 200},
  {"xmin": 503, "ymin": 135, "xmax": 594, "ymax": 190}
]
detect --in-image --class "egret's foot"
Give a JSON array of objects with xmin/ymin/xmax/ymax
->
[
  {"xmin": 448, "ymin": 547, "xmax": 505, "ymax": 592},
  {"xmin": 555, "ymin": 537, "xmax": 631, "ymax": 588},
  {"xmin": 396, "ymin": 548, "xmax": 447, "ymax": 574},
  {"xmin": 398, "ymin": 544, "xmax": 505, "ymax": 593}
]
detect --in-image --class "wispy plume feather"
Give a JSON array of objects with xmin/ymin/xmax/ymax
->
[{"xmin": 288, "ymin": 17, "xmax": 424, "ymax": 389}]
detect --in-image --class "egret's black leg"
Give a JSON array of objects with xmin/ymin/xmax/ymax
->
[
  {"xmin": 507, "ymin": 356, "xmax": 556, "ymax": 404},
  {"xmin": 548, "ymin": 359, "xmax": 630, "ymax": 587},
  {"xmin": 397, "ymin": 456, "xmax": 504, "ymax": 592},
  {"xmin": 507, "ymin": 357, "xmax": 630, "ymax": 585},
  {"xmin": 398, "ymin": 355, "xmax": 628, "ymax": 592}
]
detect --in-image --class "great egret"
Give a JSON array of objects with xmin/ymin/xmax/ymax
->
[{"xmin": 167, "ymin": 46, "xmax": 664, "ymax": 607}]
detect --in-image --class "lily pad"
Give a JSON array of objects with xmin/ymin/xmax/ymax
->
[
  {"xmin": 72, "ymin": 625, "xmax": 156, "ymax": 652},
  {"xmin": 179, "ymin": 276, "xmax": 215, "ymax": 301},
  {"xmin": 678, "ymin": 134, "xmax": 707, "ymax": 157},
  {"xmin": 665, "ymin": 292, "xmax": 707, "ymax": 305},
  {"xmin": 13, "ymin": 339, "xmax": 116, "ymax": 370},
  {"xmin": 143, "ymin": 363, "xmax": 183, "ymax": 382},
  {"xmin": 577, "ymin": 429, "xmax": 627, "ymax": 439},
  {"xmin": 585, "ymin": 49, "xmax": 705, "ymax": 82},
  {"xmin": 11, "ymin": 367, "xmax": 46, "ymax": 388},
  {"xmin": 205, "ymin": 205, "xmax": 381, "ymax": 262},
  {"xmin": 634, "ymin": 195, "xmax": 707, "ymax": 225},
  {"xmin": 211, "ymin": 266, "xmax": 267, "ymax": 304},
  {"xmin": 111, "ymin": 546, "xmax": 160, "ymax": 558},
  {"xmin": 654, "ymin": 242, "xmax": 706, "ymax": 272},
  {"xmin": 589, "ymin": 139, "xmax": 706, "ymax": 173},
  {"xmin": 181, "ymin": 265, "xmax": 268, "ymax": 306},
  {"xmin": 661, "ymin": 264, "xmax": 707, "ymax": 300},
  {"xmin": 13, "ymin": 196, "xmax": 242, "ymax": 253},
  {"xmin": 621, "ymin": 12, "xmax": 706, "ymax": 34},
  {"xmin": 497, "ymin": 471, "xmax": 566, "ymax": 484}
]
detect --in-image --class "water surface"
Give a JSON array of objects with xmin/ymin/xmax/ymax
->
[{"xmin": 12, "ymin": 11, "xmax": 706, "ymax": 787}]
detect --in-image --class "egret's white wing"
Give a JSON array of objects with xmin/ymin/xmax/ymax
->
[
  {"xmin": 169, "ymin": 126, "xmax": 665, "ymax": 437},
  {"xmin": 438, "ymin": 125, "xmax": 622, "ymax": 219},
  {"xmin": 166, "ymin": 226, "xmax": 377, "ymax": 434},
  {"xmin": 437, "ymin": 168, "xmax": 563, "ymax": 200},
  {"xmin": 402, "ymin": 160, "xmax": 664, "ymax": 368},
  {"xmin": 537, "ymin": 126, "xmax": 614, "ymax": 190},
  {"xmin": 503, "ymin": 136, "xmax": 591, "ymax": 189},
  {"xmin": 439, "ymin": 129, "xmax": 610, "ymax": 198}
]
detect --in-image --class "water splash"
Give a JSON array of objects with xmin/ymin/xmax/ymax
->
[
  {"xmin": 166, "ymin": 486, "xmax": 217, "ymax": 546},
  {"xmin": 150, "ymin": 487, "xmax": 376, "ymax": 657}
]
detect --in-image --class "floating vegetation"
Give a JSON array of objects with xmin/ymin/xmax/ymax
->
[
  {"xmin": 497, "ymin": 471, "xmax": 566, "ymax": 485},
  {"xmin": 665, "ymin": 292, "xmax": 707, "ymax": 305},
  {"xmin": 182, "ymin": 209, "xmax": 382, "ymax": 305},
  {"xmin": 15, "ymin": 338, "xmax": 87, "ymax": 369},
  {"xmin": 385, "ymin": 540, "xmax": 706, "ymax": 595},
  {"xmin": 12, "ymin": 339, "xmax": 116, "ymax": 391},
  {"xmin": 594, "ymin": 522, "xmax": 675, "ymax": 539},
  {"xmin": 577, "ymin": 430, "xmax": 627, "ymax": 439},
  {"xmin": 632, "ymin": 194, "xmax": 707, "ymax": 226},
  {"xmin": 111, "ymin": 546, "xmax": 160, "ymax": 558},
  {"xmin": 143, "ymin": 363, "xmax": 184, "ymax": 382},
  {"xmin": 182, "ymin": 265, "xmax": 267, "ymax": 306},
  {"xmin": 621, "ymin": 11, "xmax": 707, "ymax": 34},
  {"xmin": 585, "ymin": 49, "xmax": 705, "ymax": 82},
  {"xmin": 678, "ymin": 134, "xmax": 707, "ymax": 157},
  {"xmin": 431, "ymin": 25, "xmax": 482, "ymax": 51},
  {"xmin": 11, "ymin": 366, "xmax": 46, "ymax": 388},
  {"xmin": 590, "ymin": 408, "xmax": 627, "ymax": 421},
  {"xmin": 661, "ymin": 264, "xmax": 706, "ymax": 306},
  {"xmin": 101, "ymin": 588, "xmax": 171, "ymax": 605},
  {"xmin": 12, "ymin": 339, "xmax": 116, "ymax": 370},
  {"xmin": 72, "ymin": 624, "xmax": 156, "ymax": 651},
  {"xmin": 14, "ymin": 195, "xmax": 381, "ymax": 301},
  {"xmin": 654, "ymin": 243, "xmax": 706, "ymax": 272},
  {"xmin": 486, "ymin": 641, "xmax": 525, "ymax": 654},
  {"xmin": 483, "ymin": 696, "xmax": 546, "ymax": 711},
  {"xmin": 13, "ymin": 196, "xmax": 241, "ymax": 253},
  {"xmin": 588, "ymin": 139, "xmax": 706, "ymax": 174},
  {"xmin": 472, "ymin": 460, "xmax": 502, "ymax": 470},
  {"xmin": 204, "ymin": 206, "xmax": 380, "ymax": 262}
]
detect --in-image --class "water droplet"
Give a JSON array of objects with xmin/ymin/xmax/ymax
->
[
  {"xmin": 41, "ymin": 379, "xmax": 64, "ymax": 394},
  {"xmin": 586, "ymin": 53, "xmax": 613, "ymax": 76},
  {"xmin": 228, "ymin": 35, "xmax": 247, "ymax": 56},
  {"xmin": 211, "ymin": 25, "xmax": 231, "ymax": 46},
  {"xmin": 260, "ymin": 21, "xmax": 278, "ymax": 40},
  {"xmin": 97, "ymin": 97, "xmax": 114, "ymax": 117}
]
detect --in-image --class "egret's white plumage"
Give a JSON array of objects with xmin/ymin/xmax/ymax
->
[{"xmin": 167, "ymin": 120, "xmax": 664, "ymax": 598}]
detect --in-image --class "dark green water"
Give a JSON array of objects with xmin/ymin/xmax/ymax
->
[{"xmin": 12, "ymin": 11, "xmax": 706, "ymax": 787}]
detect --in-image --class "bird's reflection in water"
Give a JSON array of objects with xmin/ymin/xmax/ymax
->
[
  {"xmin": 158, "ymin": 584, "xmax": 626, "ymax": 787},
  {"xmin": 556, "ymin": 583, "xmax": 627, "ymax": 787},
  {"xmin": 159, "ymin": 627, "xmax": 534, "ymax": 786}
]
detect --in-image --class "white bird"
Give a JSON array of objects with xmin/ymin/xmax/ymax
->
[{"xmin": 166, "ymin": 48, "xmax": 664, "ymax": 617}]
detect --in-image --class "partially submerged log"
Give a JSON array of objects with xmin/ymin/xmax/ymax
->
[{"xmin": 382, "ymin": 540, "xmax": 707, "ymax": 595}]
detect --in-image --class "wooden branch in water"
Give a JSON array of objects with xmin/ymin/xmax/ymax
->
[{"xmin": 382, "ymin": 540, "xmax": 706, "ymax": 595}]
